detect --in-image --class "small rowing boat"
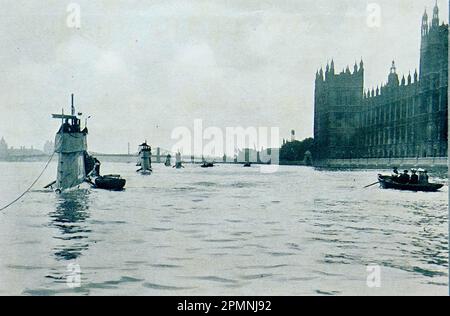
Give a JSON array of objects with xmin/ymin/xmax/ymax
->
[
  {"xmin": 94, "ymin": 175, "xmax": 126, "ymax": 191},
  {"xmin": 377, "ymin": 175, "xmax": 443, "ymax": 192}
]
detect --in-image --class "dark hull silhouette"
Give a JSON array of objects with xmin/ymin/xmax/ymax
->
[
  {"xmin": 95, "ymin": 175, "xmax": 126, "ymax": 191},
  {"xmin": 378, "ymin": 175, "xmax": 443, "ymax": 192}
]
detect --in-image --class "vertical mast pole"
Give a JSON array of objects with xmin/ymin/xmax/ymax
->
[{"xmin": 71, "ymin": 94, "xmax": 75, "ymax": 116}]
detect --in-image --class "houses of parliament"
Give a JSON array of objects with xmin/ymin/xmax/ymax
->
[{"xmin": 314, "ymin": 3, "xmax": 448, "ymax": 160}]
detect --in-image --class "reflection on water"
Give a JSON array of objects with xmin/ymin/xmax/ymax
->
[{"xmin": 49, "ymin": 189, "xmax": 91, "ymax": 261}]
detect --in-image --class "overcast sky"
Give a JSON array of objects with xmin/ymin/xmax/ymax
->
[{"xmin": 0, "ymin": 0, "xmax": 448, "ymax": 153}]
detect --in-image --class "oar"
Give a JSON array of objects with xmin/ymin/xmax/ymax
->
[
  {"xmin": 363, "ymin": 181, "xmax": 379, "ymax": 188},
  {"xmin": 85, "ymin": 178, "xmax": 95, "ymax": 186},
  {"xmin": 44, "ymin": 180, "xmax": 56, "ymax": 189}
]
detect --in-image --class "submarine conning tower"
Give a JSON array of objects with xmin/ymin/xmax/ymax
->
[
  {"xmin": 52, "ymin": 94, "xmax": 88, "ymax": 191},
  {"xmin": 138, "ymin": 141, "xmax": 152, "ymax": 172}
]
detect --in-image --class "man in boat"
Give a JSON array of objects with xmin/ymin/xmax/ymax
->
[
  {"xmin": 398, "ymin": 170, "xmax": 410, "ymax": 184},
  {"xmin": 409, "ymin": 169, "xmax": 419, "ymax": 184},
  {"xmin": 390, "ymin": 167, "xmax": 400, "ymax": 182},
  {"xmin": 84, "ymin": 153, "xmax": 96, "ymax": 176},
  {"xmin": 418, "ymin": 169, "xmax": 429, "ymax": 184},
  {"xmin": 391, "ymin": 167, "xmax": 399, "ymax": 178},
  {"xmin": 423, "ymin": 170, "xmax": 429, "ymax": 183},
  {"xmin": 391, "ymin": 167, "xmax": 399, "ymax": 182},
  {"xmin": 93, "ymin": 157, "xmax": 101, "ymax": 176}
]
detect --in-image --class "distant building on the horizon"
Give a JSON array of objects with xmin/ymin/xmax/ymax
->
[
  {"xmin": 0, "ymin": 137, "xmax": 8, "ymax": 159},
  {"xmin": 43, "ymin": 140, "xmax": 55, "ymax": 155},
  {"xmin": 314, "ymin": 3, "xmax": 448, "ymax": 160},
  {"xmin": 0, "ymin": 136, "xmax": 46, "ymax": 160}
]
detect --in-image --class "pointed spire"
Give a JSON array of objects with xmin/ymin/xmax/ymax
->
[
  {"xmin": 414, "ymin": 69, "xmax": 418, "ymax": 82},
  {"xmin": 432, "ymin": 0, "xmax": 439, "ymax": 27},
  {"xmin": 345, "ymin": 66, "xmax": 351, "ymax": 74},
  {"xmin": 318, "ymin": 67, "xmax": 324, "ymax": 81},
  {"xmin": 359, "ymin": 58, "xmax": 364, "ymax": 70},
  {"xmin": 390, "ymin": 60, "xmax": 397, "ymax": 74},
  {"xmin": 401, "ymin": 75, "xmax": 406, "ymax": 86},
  {"xmin": 422, "ymin": 8, "xmax": 429, "ymax": 36},
  {"xmin": 423, "ymin": 7, "xmax": 428, "ymax": 19},
  {"xmin": 388, "ymin": 61, "xmax": 399, "ymax": 87},
  {"xmin": 407, "ymin": 71, "xmax": 412, "ymax": 85}
]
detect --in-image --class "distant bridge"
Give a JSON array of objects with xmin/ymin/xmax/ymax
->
[
  {"xmin": 0, "ymin": 147, "xmax": 249, "ymax": 164},
  {"xmin": 93, "ymin": 147, "xmax": 236, "ymax": 164}
]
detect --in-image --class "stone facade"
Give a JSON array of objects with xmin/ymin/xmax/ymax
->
[{"xmin": 314, "ymin": 4, "xmax": 448, "ymax": 160}]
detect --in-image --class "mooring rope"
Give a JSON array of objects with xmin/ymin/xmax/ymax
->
[{"xmin": 0, "ymin": 151, "xmax": 56, "ymax": 213}]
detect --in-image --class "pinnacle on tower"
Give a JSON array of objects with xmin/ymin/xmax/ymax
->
[
  {"xmin": 423, "ymin": 8, "xmax": 428, "ymax": 21},
  {"xmin": 390, "ymin": 60, "xmax": 397, "ymax": 73},
  {"xmin": 345, "ymin": 66, "xmax": 351, "ymax": 74},
  {"xmin": 432, "ymin": 1, "xmax": 439, "ymax": 27},
  {"xmin": 422, "ymin": 8, "xmax": 429, "ymax": 36},
  {"xmin": 387, "ymin": 61, "xmax": 400, "ymax": 87}
]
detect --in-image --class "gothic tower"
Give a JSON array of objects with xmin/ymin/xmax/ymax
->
[
  {"xmin": 313, "ymin": 2, "xmax": 448, "ymax": 161},
  {"xmin": 418, "ymin": 2, "xmax": 448, "ymax": 157},
  {"xmin": 314, "ymin": 59, "xmax": 364, "ymax": 159},
  {"xmin": 420, "ymin": 2, "xmax": 448, "ymax": 80}
]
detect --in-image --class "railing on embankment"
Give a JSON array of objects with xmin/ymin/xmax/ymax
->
[{"xmin": 314, "ymin": 157, "xmax": 448, "ymax": 169}]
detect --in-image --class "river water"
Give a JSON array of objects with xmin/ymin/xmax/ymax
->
[{"xmin": 0, "ymin": 161, "xmax": 448, "ymax": 296}]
